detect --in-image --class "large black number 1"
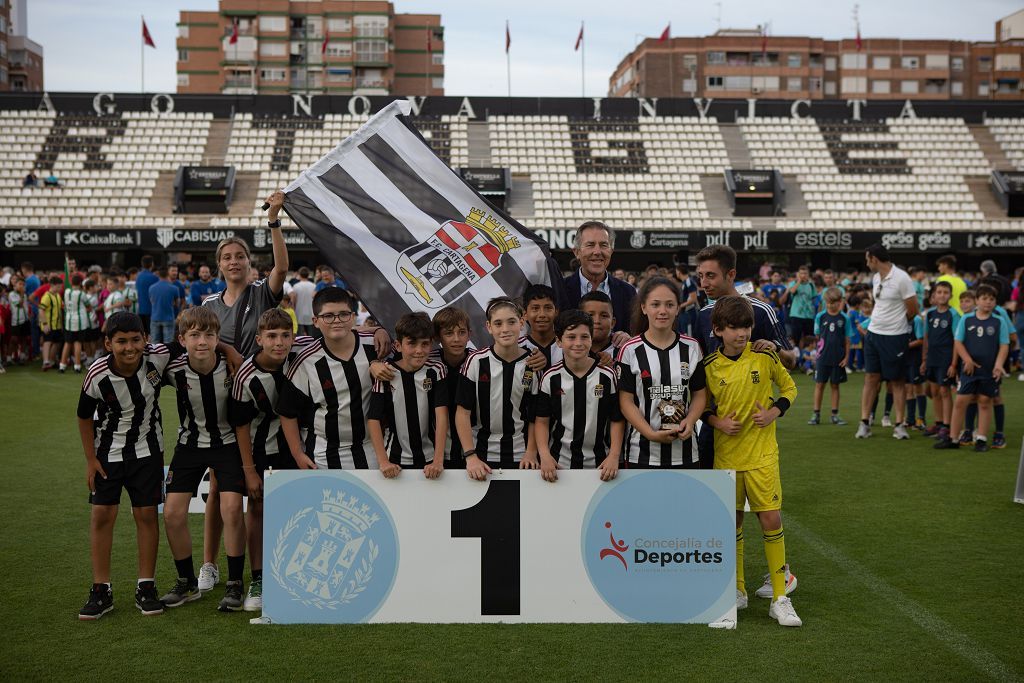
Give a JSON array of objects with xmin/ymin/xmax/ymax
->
[{"xmin": 451, "ymin": 479, "xmax": 520, "ymax": 615}]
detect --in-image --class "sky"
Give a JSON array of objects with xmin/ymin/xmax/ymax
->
[{"xmin": 29, "ymin": 0, "xmax": 1020, "ymax": 96}]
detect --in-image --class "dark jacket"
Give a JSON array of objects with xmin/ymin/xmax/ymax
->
[{"xmin": 561, "ymin": 270, "xmax": 636, "ymax": 334}]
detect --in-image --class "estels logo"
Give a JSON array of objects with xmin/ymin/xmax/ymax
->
[{"xmin": 599, "ymin": 522, "xmax": 629, "ymax": 570}]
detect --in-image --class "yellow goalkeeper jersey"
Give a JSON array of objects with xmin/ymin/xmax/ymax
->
[{"xmin": 702, "ymin": 343, "xmax": 797, "ymax": 472}]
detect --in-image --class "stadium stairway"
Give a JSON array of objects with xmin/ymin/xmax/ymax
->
[
  {"xmin": 202, "ymin": 118, "xmax": 233, "ymax": 165},
  {"xmin": 969, "ymin": 124, "xmax": 1012, "ymax": 170},
  {"xmin": 965, "ymin": 177, "xmax": 1011, "ymax": 220},
  {"xmin": 700, "ymin": 176, "xmax": 736, "ymax": 218},
  {"xmin": 719, "ymin": 124, "xmax": 754, "ymax": 170},
  {"xmin": 507, "ymin": 175, "xmax": 535, "ymax": 221},
  {"xmin": 466, "ymin": 121, "xmax": 491, "ymax": 167}
]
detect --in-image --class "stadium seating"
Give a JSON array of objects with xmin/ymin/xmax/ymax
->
[
  {"xmin": 986, "ymin": 118, "xmax": 1024, "ymax": 170},
  {"xmin": 0, "ymin": 110, "xmax": 208, "ymax": 228},
  {"xmin": 741, "ymin": 117, "xmax": 988, "ymax": 222}
]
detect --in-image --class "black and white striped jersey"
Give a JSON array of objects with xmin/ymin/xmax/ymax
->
[
  {"xmin": 77, "ymin": 343, "xmax": 179, "ymax": 463},
  {"xmin": 518, "ymin": 334, "xmax": 563, "ymax": 370},
  {"xmin": 228, "ymin": 338, "xmax": 315, "ymax": 461},
  {"xmin": 428, "ymin": 347, "xmax": 470, "ymax": 465},
  {"xmin": 368, "ymin": 360, "xmax": 448, "ymax": 468},
  {"xmin": 278, "ymin": 331, "xmax": 378, "ymax": 469},
  {"xmin": 535, "ymin": 361, "xmax": 622, "ymax": 468},
  {"xmin": 164, "ymin": 352, "xmax": 237, "ymax": 449},
  {"xmin": 455, "ymin": 346, "xmax": 537, "ymax": 467},
  {"xmin": 616, "ymin": 333, "xmax": 705, "ymax": 467}
]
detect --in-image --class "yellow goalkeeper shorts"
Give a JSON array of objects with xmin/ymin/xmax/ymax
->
[{"xmin": 735, "ymin": 461, "xmax": 782, "ymax": 512}]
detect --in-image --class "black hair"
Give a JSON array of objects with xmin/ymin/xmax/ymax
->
[
  {"xmin": 580, "ymin": 290, "xmax": 613, "ymax": 307},
  {"xmin": 865, "ymin": 243, "xmax": 892, "ymax": 263},
  {"xmin": 103, "ymin": 312, "xmax": 146, "ymax": 339},
  {"xmin": 395, "ymin": 312, "xmax": 434, "ymax": 342},
  {"xmin": 522, "ymin": 283, "xmax": 558, "ymax": 309},
  {"xmin": 313, "ymin": 286, "xmax": 356, "ymax": 315},
  {"xmin": 554, "ymin": 309, "xmax": 593, "ymax": 339}
]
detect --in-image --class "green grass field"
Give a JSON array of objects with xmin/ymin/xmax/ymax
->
[{"xmin": 2, "ymin": 366, "xmax": 1022, "ymax": 681}]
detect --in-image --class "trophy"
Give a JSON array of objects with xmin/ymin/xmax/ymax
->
[{"xmin": 658, "ymin": 399, "xmax": 687, "ymax": 426}]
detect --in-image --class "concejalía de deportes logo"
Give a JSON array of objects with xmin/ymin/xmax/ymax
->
[{"xmin": 583, "ymin": 472, "xmax": 735, "ymax": 622}]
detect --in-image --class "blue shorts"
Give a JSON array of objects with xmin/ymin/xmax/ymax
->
[
  {"xmin": 925, "ymin": 365, "xmax": 956, "ymax": 387},
  {"xmin": 814, "ymin": 361, "xmax": 847, "ymax": 385},
  {"xmin": 905, "ymin": 352, "xmax": 924, "ymax": 385},
  {"xmin": 864, "ymin": 332, "xmax": 910, "ymax": 382},
  {"xmin": 957, "ymin": 375, "xmax": 1000, "ymax": 398}
]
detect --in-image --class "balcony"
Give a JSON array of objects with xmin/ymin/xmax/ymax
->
[
  {"xmin": 355, "ymin": 26, "xmax": 387, "ymax": 38},
  {"xmin": 355, "ymin": 50, "xmax": 389, "ymax": 66}
]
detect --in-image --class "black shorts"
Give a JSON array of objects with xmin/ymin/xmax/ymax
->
[
  {"xmin": 864, "ymin": 332, "xmax": 910, "ymax": 381},
  {"xmin": 65, "ymin": 329, "xmax": 86, "ymax": 343},
  {"xmin": 166, "ymin": 443, "xmax": 245, "ymax": 495},
  {"xmin": 905, "ymin": 353, "xmax": 924, "ymax": 385},
  {"xmin": 444, "ymin": 458, "xmax": 466, "ymax": 470},
  {"xmin": 814, "ymin": 361, "xmax": 848, "ymax": 385},
  {"xmin": 84, "ymin": 328, "xmax": 102, "ymax": 342},
  {"xmin": 789, "ymin": 317, "xmax": 814, "ymax": 340},
  {"xmin": 925, "ymin": 365, "xmax": 956, "ymax": 387},
  {"xmin": 254, "ymin": 450, "xmax": 297, "ymax": 479},
  {"xmin": 90, "ymin": 456, "xmax": 164, "ymax": 507},
  {"xmin": 44, "ymin": 329, "xmax": 63, "ymax": 343},
  {"xmin": 10, "ymin": 322, "xmax": 29, "ymax": 337},
  {"xmin": 957, "ymin": 376, "xmax": 1001, "ymax": 398}
]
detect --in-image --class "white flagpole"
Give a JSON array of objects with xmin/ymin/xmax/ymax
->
[
  {"xmin": 141, "ymin": 15, "xmax": 145, "ymax": 93},
  {"xmin": 581, "ymin": 22, "xmax": 585, "ymax": 97}
]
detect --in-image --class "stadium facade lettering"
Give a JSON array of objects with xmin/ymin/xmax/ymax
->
[{"xmin": 5, "ymin": 92, "xmax": 1023, "ymax": 124}]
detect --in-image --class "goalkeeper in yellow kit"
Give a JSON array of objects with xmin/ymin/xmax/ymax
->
[{"xmin": 699, "ymin": 295, "xmax": 802, "ymax": 627}]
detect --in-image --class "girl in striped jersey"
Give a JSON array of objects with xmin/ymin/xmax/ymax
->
[
  {"xmin": 535, "ymin": 310, "xmax": 624, "ymax": 481},
  {"xmin": 278, "ymin": 287, "xmax": 379, "ymax": 470},
  {"xmin": 456, "ymin": 297, "xmax": 539, "ymax": 481},
  {"xmin": 616, "ymin": 277, "xmax": 706, "ymax": 468},
  {"xmin": 368, "ymin": 313, "xmax": 448, "ymax": 478}
]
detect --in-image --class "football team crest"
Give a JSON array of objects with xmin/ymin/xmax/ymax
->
[{"xmin": 396, "ymin": 207, "xmax": 521, "ymax": 309}]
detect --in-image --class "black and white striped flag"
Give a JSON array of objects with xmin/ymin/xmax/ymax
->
[{"xmin": 283, "ymin": 100, "xmax": 557, "ymax": 346}]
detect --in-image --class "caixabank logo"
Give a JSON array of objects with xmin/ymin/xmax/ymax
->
[
  {"xmin": 582, "ymin": 472, "xmax": 736, "ymax": 623},
  {"xmin": 263, "ymin": 471, "xmax": 399, "ymax": 624}
]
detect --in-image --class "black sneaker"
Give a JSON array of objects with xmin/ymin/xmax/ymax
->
[
  {"xmin": 79, "ymin": 584, "xmax": 113, "ymax": 621},
  {"xmin": 974, "ymin": 439, "xmax": 990, "ymax": 453},
  {"xmin": 160, "ymin": 578, "xmax": 201, "ymax": 607},
  {"xmin": 218, "ymin": 580, "xmax": 244, "ymax": 612},
  {"xmin": 135, "ymin": 581, "xmax": 165, "ymax": 616},
  {"xmin": 933, "ymin": 437, "xmax": 960, "ymax": 450}
]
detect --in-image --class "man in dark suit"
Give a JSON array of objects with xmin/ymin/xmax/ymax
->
[{"xmin": 560, "ymin": 220, "xmax": 636, "ymax": 335}]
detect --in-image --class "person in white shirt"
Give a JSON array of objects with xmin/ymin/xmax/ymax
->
[
  {"xmin": 856, "ymin": 244, "xmax": 919, "ymax": 441},
  {"xmin": 291, "ymin": 267, "xmax": 317, "ymax": 337}
]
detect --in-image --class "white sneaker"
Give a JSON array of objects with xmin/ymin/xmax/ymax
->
[
  {"xmin": 197, "ymin": 563, "xmax": 219, "ymax": 593},
  {"xmin": 855, "ymin": 423, "xmax": 872, "ymax": 439},
  {"xmin": 755, "ymin": 569, "xmax": 798, "ymax": 598},
  {"xmin": 737, "ymin": 589, "xmax": 748, "ymax": 610},
  {"xmin": 1017, "ymin": 372, "xmax": 1024, "ymax": 382},
  {"xmin": 881, "ymin": 415, "xmax": 893, "ymax": 428},
  {"xmin": 243, "ymin": 578, "xmax": 262, "ymax": 612},
  {"xmin": 769, "ymin": 596, "xmax": 802, "ymax": 627},
  {"xmin": 892, "ymin": 424, "xmax": 909, "ymax": 440}
]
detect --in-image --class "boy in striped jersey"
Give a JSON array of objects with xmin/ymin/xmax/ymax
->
[
  {"xmin": 699, "ymin": 296, "xmax": 801, "ymax": 627},
  {"xmin": 580, "ymin": 290, "xmax": 617, "ymax": 365},
  {"xmin": 61, "ymin": 274, "xmax": 93, "ymax": 374},
  {"xmin": 160, "ymin": 307, "xmax": 249, "ymax": 612},
  {"xmin": 520, "ymin": 284, "xmax": 561, "ymax": 372},
  {"xmin": 278, "ymin": 287, "xmax": 379, "ymax": 469},
  {"xmin": 456, "ymin": 297, "xmax": 539, "ymax": 481},
  {"xmin": 228, "ymin": 309, "xmax": 311, "ymax": 612},
  {"xmin": 368, "ymin": 312, "xmax": 448, "ymax": 478},
  {"xmin": 536, "ymin": 310, "xmax": 623, "ymax": 481},
  {"xmin": 76, "ymin": 313, "xmax": 177, "ymax": 620},
  {"xmin": 431, "ymin": 307, "xmax": 473, "ymax": 468},
  {"xmin": 6, "ymin": 275, "xmax": 30, "ymax": 364}
]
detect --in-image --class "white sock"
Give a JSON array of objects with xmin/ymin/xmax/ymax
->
[{"xmin": 138, "ymin": 578, "xmax": 154, "ymax": 585}]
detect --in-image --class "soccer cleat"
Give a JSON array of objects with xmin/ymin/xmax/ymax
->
[
  {"xmin": 831, "ymin": 415, "xmax": 848, "ymax": 426},
  {"xmin": 923, "ymin": 423, "xmax": 943, "ymax": 437},
  {"xmin": 892, "ymin": 424, "xmax": 910, "ymax": 440},
  {"xmin": 755, "ymin": 570, "xmax": 798, "ymax": 599},
  {"xmin": 736, "ymin": 589, "xmax": 748, "ymax": 610},
  {"xmin": 243, "ymin": 578, "xmax": 263, "ymax": 612},
  {"xmin": 161, "ymin": 578, "xmax": 201, "ymax": 607},
  {"xmin": 79, "ymin": 584, "xmax": 113, "ymax": 621},
  {"xmin": 936, "ymin": 427, "xmax": 950, "ymax": 442},
  {"xmin": 855, "ymin": 423, "xmax": 872, "ymax": 439},
  {"xmin": 991, "ymin": 433, "xmax": 1006, "ymax": 449},
  {"xmin": 974, "ymin": 439, "xmax": 990, "ymax": 453},
  {"xmin": 135, "ymin": 582, "xmax": 164, "ymax": 616},
  {"xmin": 197, "ymin": 562, "xmax": 220, "ymax": 592},
  {"xmin": 769, "ymin": 596, "xmax": 803, "ymax": 627},
  {"xmin": 958, "ymin": 430, "xmax": 974, "ymax": 446},
  {"xmin": 218, "ymin": 581, "xmax": 244, "ymax": 612},
  {"xmin": 807, "ymin": 413, "xmax": 820, "ymax": 425},
  {"xmin": 933, "ymin": 437, "xmax": 959, "ymax": 450}
]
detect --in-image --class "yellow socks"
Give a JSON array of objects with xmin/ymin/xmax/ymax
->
[
  {"xmin": 763, "ymin": 527, "xmax": 786, "ymax": 600},
  {"xmin": 736, "ymin": 528, "xmax": 745, "ymax": 594}
]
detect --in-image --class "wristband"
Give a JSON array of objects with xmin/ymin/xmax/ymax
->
[
  {"xmin": 700, "ymin": 410, "xmax": 715, "ymax": 423},
  {"xmin": 463, "ymin": 449, "xmax": 477, "ymax": 459},
  {"xmin": 268, "ymin": 219, "xmax": 282, "ymax": 228},
  {"xmin": 773, "ymin": 397, "xmax": 791, "ymax": 417}
]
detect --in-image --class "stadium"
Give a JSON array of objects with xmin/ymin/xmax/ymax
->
[{"xmin": 1, "ymin": 2, "xmax": 1023, "ymax": 681}]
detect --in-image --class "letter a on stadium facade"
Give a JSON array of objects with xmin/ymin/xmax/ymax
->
[{"xmin": 282, "ymin": 100, "xmax": 555, "ymax": 345}]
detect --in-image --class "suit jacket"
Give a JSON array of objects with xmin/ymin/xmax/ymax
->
[{"xmin": 560, "ymin": 270, "xmax": 636, "ymax": 333}]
